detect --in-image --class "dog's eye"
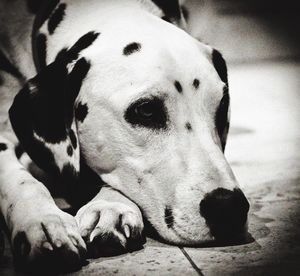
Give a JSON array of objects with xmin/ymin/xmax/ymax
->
[
  {"xmin": 125, "ymin": 97, "xmax": 168, "ymax": 129},
  {"xmin": 135, "ymin": 101, "xmax": 155, "ymax": 118}
]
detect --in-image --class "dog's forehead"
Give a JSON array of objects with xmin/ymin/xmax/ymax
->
[
  {"xmin": 43, "ymin": 2, "xmax": 223, "ymax": 105},
  {"xmin": 61, "ymin": 12, "xmax": 226, "ymax": 118},
  {"xmin": 82, "ymin": 27, "xmax": 223, "ymax": 103}
]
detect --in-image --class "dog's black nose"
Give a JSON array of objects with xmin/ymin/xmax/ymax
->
[{"xmin": 200, "ymin": 188, "xmax": 250, "ymax": 241}]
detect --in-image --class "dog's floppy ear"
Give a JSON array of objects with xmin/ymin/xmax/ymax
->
[
  {"xmin": 212, "ymin": 48, "xmax": 228, "ymax": 86},
  {"xmin": 10, "ymin": 31, "xmax": 99, "ymax": 182},
  {"xmin": 9, "ymin": 54, "xmax": 90, "ymax": 181},
  {"xmin": 211, "ymin": 48, "xmax": 230, "ymax": 152}
]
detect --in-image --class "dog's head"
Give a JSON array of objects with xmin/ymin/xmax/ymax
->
[{"xmin": 9, "ymin": 12, "xmax": 249, "ymax": 245}]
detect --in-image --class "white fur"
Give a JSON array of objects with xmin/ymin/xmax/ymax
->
[
  {"xmin": 0, "ymin": 0, "xmax": 240, "ymax": 252},
  {"xmin": 35, "ymin": 0, "xmax": 239, "ymax": 244}
]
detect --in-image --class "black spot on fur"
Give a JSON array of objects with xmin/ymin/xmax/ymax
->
[
  {"xmin": 61, "ymin": 32, "xmax": 100, "ymax": 63},
  {"xmin": 36, "ymin": 34, "xmax": 47, "ymax": 70},
  {"xmin": 33, "ymin": 139, "xmax": 60, "ymax": 175},
  {"xmin": 123, "ymin": 42, "xmax": 142, "ymax": 56},
  {"xmin": 151, "ymin": 0, "xmax": 181, "ymax": 21},
  {"xmin": 212, "ymin": 50, "xmax": 229, "ymax": 151},
  {"xmin": 68, "ymin": 129, "xmax": 77, "ymax": 150},
  {"xmin": 66, "ymin": 58, "xmax": 91, "ymax": 121},
  {"xmin": 55, "ymin": 48, "xmax": 68, "ymax": 62},
  {"xmin": 215, "ymin": 86, "xmax": 230, "ymax": 151},
  {"xmin": 174, "ymin": 81, "xmax": 182, "ymax": 93},
  {"xmin": 0, "ymin": 50, "xmax": 24, "ymax": 79},
  {"xmin": 164, "ymin": 206, "xmax": 174, "ymax": 228},
  {"xmin": 12, "ymin": 64, "xmax": 65, "ymax": 144},
  {"xmin": 193, "ymin": 79, "xmax": 200, "ymax": 89},
  {"xmin": 185, "ymin": 122, "xmax": 192, "ymax": 131},
  {"xmin": 0, "ymin": 143, "xmax": 7, "ymax": 152},
  {"xmin": 55, "ymin": 32, "xmax": 99, "ymax": 65},
  {"xmin": 9, "ymin": 56, "xmax": 90, "ymax": 176},
  {"xmin": 75, "ymin": 102, "xmax": 88, "ymax": 123},
  {"xmin": 32, "ymin": 0, "xmax": 60, "ymax": 29},
  {"xmin": 10, "ymin": 106, "xmax": 60, "ymax": 173},
  {"xmin": 9, "ymin": 88, "xmax": 59, "ymax": 176},
  {"xmin": 48, "ymin": 3, "xmax": 66, "ymax": 35},
  {"xmin": 212, "ymin": 49, "xmax": 228, "ymax": 85},
  {"xmin": 15, "ymin": 144, "xmax": 24, "ymax": 159},
  {"xmin": 67, "ymin": 145, "xmax": 73, "ymax": 156},
  {"xmin": 32, "ymin": 0, "xmax": 59, "ymax": 71},
  {"xmin": 19, "ymin": 58, "xmax": 89, "ymax": 144}
]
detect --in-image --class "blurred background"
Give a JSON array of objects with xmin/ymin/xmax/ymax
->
[
  {"xmin": 181, "ymin": 0, "xmax": 300, "ymax": 274},
  {"xmin": 185, "ymin": 0, "xmax": 300, "ymax": 63}
]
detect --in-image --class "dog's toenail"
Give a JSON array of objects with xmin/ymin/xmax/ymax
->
[
  {"xmin": 55, "ymin": 239, "xmax": 62, "ymax": 248},
  {"xmin": 123, "ymin": 225, "xmax": 131, "ymax": 238},
  {"xmin": 43, "ymin": 241, "xmax": 53, "ymax": 251}
]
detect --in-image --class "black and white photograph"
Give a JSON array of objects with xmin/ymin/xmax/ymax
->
[{"xmin": 0, "ymin": 0, "xmax": 299, "ymax": 275}]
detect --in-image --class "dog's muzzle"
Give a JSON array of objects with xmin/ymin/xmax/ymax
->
[{"xmin": 200, "ymin": 188, "xmax": 250, "ymax": 242}]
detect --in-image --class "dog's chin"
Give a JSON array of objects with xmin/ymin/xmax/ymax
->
[
  {"xmin": 144, "ymin": 218, "xmax": 251, "ymax": 247},
  {"xmin": 161, "ymin": 227, "xmax": 252, "ymax": 247},
  {"xmin": 150, "ymin": 229, "xmax": 215, "ymax": 247},
  {"xmin": 143, "ymin": 218, "xmax": 214, "ymax": 246},
  {"xmin": 152, "ymin": 229, "xmax": 251, "ymax": 247}
]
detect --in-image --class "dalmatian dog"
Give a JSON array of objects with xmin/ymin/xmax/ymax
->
[{"xmin": 0, "ymin": 0, "xmax": 250, "ymax": 271}]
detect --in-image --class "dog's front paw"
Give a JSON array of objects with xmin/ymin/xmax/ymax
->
[
  {"xmin": 76, "ymin": 201, "xmax": 145, "ymax": 256},
  {"xmin": 11, "ymin": 209, "xmax": 86, "ymax": 271}
]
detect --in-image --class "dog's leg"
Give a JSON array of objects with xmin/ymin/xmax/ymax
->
[
  {"xmin": 76, "ymin": 186, "xmax": 144, "ymax": 256},
  {"xmin": 0, "ymin": 136, "xmax": 86, "ymax": 270}
]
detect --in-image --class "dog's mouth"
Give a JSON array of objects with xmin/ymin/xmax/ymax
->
[
  {"xmin": 141, "ymin": 198, "xmax": 251, "ymax": 247},
  {"xmin": 142, "ymin": 215, "xmax": 252, "ymax": 247}
]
